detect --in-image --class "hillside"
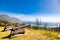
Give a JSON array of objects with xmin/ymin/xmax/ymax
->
[{"xmin": 0, "ymin": 27, "xmax": 60, "ymax": 40}]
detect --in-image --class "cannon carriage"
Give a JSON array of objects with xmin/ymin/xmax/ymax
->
[{"xmin": 2, "ymin": 24, "xmax": 30, "ymax": 38}]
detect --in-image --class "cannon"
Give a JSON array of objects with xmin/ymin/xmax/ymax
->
[
  {"xmin": 2, "ymin": 24, "xmax": 30, "ymax": 38},
  {"xmin": 2, "ymin": 24, "xmax": 30, "ymax": 31}
]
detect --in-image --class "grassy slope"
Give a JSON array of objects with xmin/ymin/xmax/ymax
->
[{"xmin": 0, "ymin": 27, "xmax": 60, "ymax": 40}]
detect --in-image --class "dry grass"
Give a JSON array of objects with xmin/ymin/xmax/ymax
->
[{"xmin": 0, "ymin": 27, "xmax": 60, "ymax": 40}]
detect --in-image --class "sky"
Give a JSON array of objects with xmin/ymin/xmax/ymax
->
[{"xmin": 0, "ymin": 0, "xmax": 60, "ymax": 22}]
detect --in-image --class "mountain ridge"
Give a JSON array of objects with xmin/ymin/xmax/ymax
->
[{"xmin": 0, "ymin": 14, "xmax": 22, "ymax": 24}]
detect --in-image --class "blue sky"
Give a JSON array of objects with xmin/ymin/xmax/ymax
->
[
  {"xmin": 0, "ymin": 0, "xmax": 40, "ymax": 14},
  {"xmin": 0, "ymin": 0, "xmax": 60, "ymax": 22}
]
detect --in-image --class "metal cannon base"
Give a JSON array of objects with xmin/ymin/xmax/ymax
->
[{"xmin": 2, "ymin": 32, "xmax": 25, "ymax": 39}]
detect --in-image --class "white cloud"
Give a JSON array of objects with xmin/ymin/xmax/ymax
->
[
  {"xmin": 0, "ymin": 12, "xmax": 36, "ymax": 22},
  {"xmin": 0, "ymin": 11, "xmax": 60, "ymax": 22}
]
